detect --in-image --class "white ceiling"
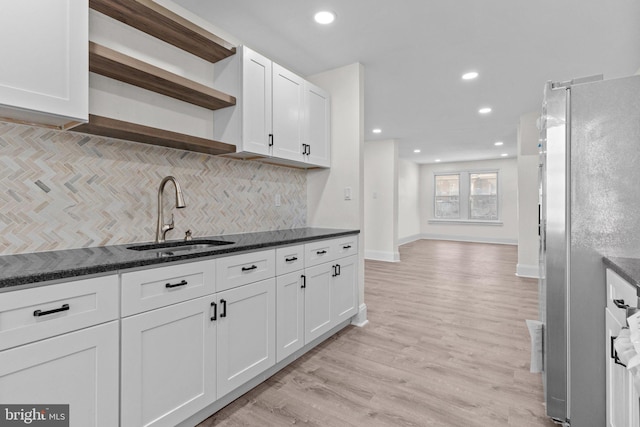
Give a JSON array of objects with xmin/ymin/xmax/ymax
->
[{"xmin": 174, "ymin": 0, "xmax": 640, "ymax": 164}]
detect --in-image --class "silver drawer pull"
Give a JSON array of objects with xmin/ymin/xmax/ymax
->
[{"xmin": 34, "ymin": 304, "xmax": 70, "ymax": 317}]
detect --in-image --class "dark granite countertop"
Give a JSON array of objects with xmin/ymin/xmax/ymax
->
[
  {"xmin": 0, "ymin": 228, "xmax": 359, "ymax": 291},
  {"xmin": 603, "ymin": 256, "xmax": 640, "ymax": 289}
]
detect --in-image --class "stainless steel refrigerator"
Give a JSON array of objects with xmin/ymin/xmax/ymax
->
[{"xmin": 539, "ymin": 74, "xmax": 640, "ymax": 426}]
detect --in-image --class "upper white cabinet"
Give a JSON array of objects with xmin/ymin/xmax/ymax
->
[
  {"xmin": 304, "ymin": 81, "xmax": 331, "ymax": 167},
  {"xmin": 213, "ymin": 46, "xmax": 331, "ymax": 168},
  {"xmin": 0, "ymin": 0, "xmax": 88, "ymax": 128},
  {"xmin": 271, "ymin": 63, "xmax": 305, "ymax": 163}
]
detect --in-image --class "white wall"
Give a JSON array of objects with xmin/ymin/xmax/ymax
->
[
  {"xmin": 306, "ymin": 63, "xmax": 367, "ymax": 325},
  {"xmin": 398, "ymin": 159, "xmax": 421, "ymax": 244},
  {"xmin": 517, "ymin": 111, "xmax": 541, "ymax": 277},
  {"xmin": 364, "ymin": 140, "xmax": 399, "ymax": 262},
  {"xmin": 420, "ymin": 158, "xmax": 518, "ymax": 244}
]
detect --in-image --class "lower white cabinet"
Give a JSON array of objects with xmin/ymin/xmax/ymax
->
[
  {"xmin": 606, "ymin": 307, "xmax": 628, "ymax": 427},
  {"xmin": 121, "ymin": 296, "xmax": 217, "ymax": 427},
  {"xmin": 276, "ymin": 271, "xmax": 305, "ymax": 362},
  {"xmin": 0, "ymin": 321, "xmax": 119, "ymax": 427},
  {"xmin": 216, "ymin": 278, "xmax": 276, "ymax": 397},
  {"xmin": 332, "ymin": 255, "xmax": 358, "ymax": 324},
  {"xmin": 305, "ymin": 262, "xmax": 334, "ymax": 342},
  {"xmin": 304, "ymin": 255, "xmax": 359, "ymax": 344},
  {"xmin": 605, "ymin": 268, "xmax": 640, "ymax": 427}
]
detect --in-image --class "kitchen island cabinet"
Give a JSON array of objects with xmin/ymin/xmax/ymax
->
[{"xmin": 0, "ymin": 0, "xmax": 88, "ymax": 129}]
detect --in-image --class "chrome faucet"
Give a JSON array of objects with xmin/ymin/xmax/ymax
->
[{"xmin": 155, "ymin": 176, "xmax": 186, "ymax": 243}]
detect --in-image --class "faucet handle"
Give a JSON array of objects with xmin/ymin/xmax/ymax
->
[{"xmin": 184, "ymin": 229, "xmax": 193, "ymax": 241}]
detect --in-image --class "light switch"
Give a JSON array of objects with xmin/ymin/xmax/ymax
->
[
  {"xmin": 275, "ymin": 194, "xmax": 281, "ymax": 206},
  {"xmin": 344, "ymin": 187, "xmax": 352, "ymax": 200}
]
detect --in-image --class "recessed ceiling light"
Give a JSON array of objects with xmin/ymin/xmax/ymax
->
[
  {"xmin": 479, "ymin": 107, "xmax": 492, "ymax": 114},
  {"xmin": 414, "ymin": 149, "xmax": 421, "ymax": 153},
  {"xmin": 501, "ymin": 153, "xmax": 508, "ymax": 157},
  {"xmin": 462, "ymin": 71, "xmax": 478, "ymax": 80},
  {"xmin": 494, "ymin": 141, "xmax": 504, "ymax": 146},
  {"xmin": 314, "ymin": 11, "xmax": 336, "ymax": 24},
  {"xmin": 372, "ymin": 128, "xmax": 382, "ymax": 134},
  {"xmin": 435, "ymin": 159, "xmax": 441, "ymax": 162}
]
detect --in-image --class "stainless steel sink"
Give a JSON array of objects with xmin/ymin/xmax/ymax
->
[{"xmin": 127, "ymin": 240, "xmax": 234, "ymax": 256}]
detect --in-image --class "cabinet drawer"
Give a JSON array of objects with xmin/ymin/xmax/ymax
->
[
  {"xmin": 304, "ymin": 239, "xmax": 334, "ymax": 268},
  {"xmin": 121, "ymin": 259, "xmax": 215, "ymax": 317},
  {"xmin": 333, "ymin": 235, "xmax": 359, "ymax": 258},
  {"xmin": 217, "ymin": 249, "xmax": 275, "ymax": 292},
  {"xmin": 276, "ymin": 245, "xmax": 304, "ymax": 275},
  {"xmin": 607, "ymin": 269, "xmax": 638, "ymax": 325},
  {"xmin": 0, "ymin": 275, "xmax": 119, "ymax": 351}
]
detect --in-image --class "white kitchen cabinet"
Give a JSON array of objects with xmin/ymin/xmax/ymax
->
[
  {"xmin": 216, "ymin": 278, "xmax": 276, "ymax": 397},
  {"xmin": 332, "ymin": 255, "xmax": 358, "ymax": 324},
  {"xmin": 213, "ymin": 46, "xmax": 330, "ymax": 168},
  {"xmin": 605, "ymin": 268, "xmax": 640, "ymax": 427},
  {"xmin": 121, "ymin": 296, "xmax": 217, "ymax": 427},
  {"xmin": 606, "ymin": 307, "xmax": 629, "ymax": 427},
  {"xmin": 275, "ymin": 244, "xmax": 305, "ymax": 276},
  {"xmin": 0, "ymin": 0, "xmax": 88, "ymax": 128},
  {"xmin": 0, "ymin": 321, "xmax": 119, "ymax": 427},
  {"xmin": 304, "ymin": 81, "xmax": 331, "ymax": 167},
  {"xmin": 271, "ymin": 63, "xmax": 305, "ymax": 162},
  {"xmin": 304, "ymin": 262, "xmax": 334, "ymax": 342},
  {"xmin": 276, "ymin": 271, "xmax": 305, "ymax": 362}
]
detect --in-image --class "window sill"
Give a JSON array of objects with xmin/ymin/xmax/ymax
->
[{"xmin": 428, "ymin": 219, "xmax": 503, "ymax": 226}]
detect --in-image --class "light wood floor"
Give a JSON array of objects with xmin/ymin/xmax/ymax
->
[{"xmin": 198, "ymin": 240, "xmax": 557, "ymax": 426}]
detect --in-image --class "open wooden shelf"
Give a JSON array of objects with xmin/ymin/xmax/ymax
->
[
  {"xmin": 89, "ymin": 0, "xmax": 236, "ymax": 63},
  {"xmin": 89, "ymin": 42, "xmax": 236, "ymax": 110},
  {"xmin": 73, "ymin": 115, "xmax": 237, "ymax": 156}
]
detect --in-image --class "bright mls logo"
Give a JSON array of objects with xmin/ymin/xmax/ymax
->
[{"xmin": 0, "ymin": 405, "xmax": 68, "ymax": 427}]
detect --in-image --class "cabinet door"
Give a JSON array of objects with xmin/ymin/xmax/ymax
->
[
  {"xmin": 242, "ymin": 47, "xmax": 272, "ymax": 155},
  {"xmin": 606, "ymin": 307, "xmax": 628, "ymax": 427},
  {"xmin": 304, "ymin": 82, "xmax": 330, "ymax": 167},
  {"xmin": 276, "ymin": 272, "xmax": 305, "ymax": 362},
  {"xmin": 217, "ymin": 278, "xmax": 276, "ymax": 397},
  {"xmin": 272, "ymin": 63, "xmax": 305, "ymax": 162},
  {"xmin": 304, "ymin": 263, "xmax": 333, "ymax": 343},
  {"xmin": 0, "ymin": 0, "xmax": 88, "ymax": 126},
  {"xmin": 332, "ymin": 255, "xmax": 358, "ymax": 324},
  {"xmin": 121, "ymin": 297, "xmax": 217, "ymax": 427},
  {"xmin": 0, "ymin": 321, "xmax": 119, "ymax": 427}
]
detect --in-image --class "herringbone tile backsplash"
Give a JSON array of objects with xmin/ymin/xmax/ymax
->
[{"xmin": 0, "ymin": 121, "xmax": 307, "ymax": 255}]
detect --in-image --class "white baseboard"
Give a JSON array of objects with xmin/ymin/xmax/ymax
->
[
  {"xmin": 351, "ymin": 303, "xmax": 368, "ymax": 327},
  {"xmin": 419, "ymin": 233, "xmax": 517, "ymax": 246},
  {"xmin": 516, "ymin": 264, "xmax": 539, "ymax": 278},
  {"xmin": 398, "ymin": 234, "xmax": 422, "ymax": 246},
  {"xmin": 364, "ymin": 250, "xmax": 400, "ymax": 262}
]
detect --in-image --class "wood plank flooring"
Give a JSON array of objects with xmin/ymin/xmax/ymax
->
[{"xmin": 198, "ymin": 240, "xmax": 557, "ymax": 426}]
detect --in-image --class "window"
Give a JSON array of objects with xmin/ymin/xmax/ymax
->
[
  {"xmin": 432, "ymin": 170, "xmax": 500, "ymax": 223},
  {"xmin": 434, "ymin": 174, "xmax": 460, "ymax": 219},
  {"xmin": 469, "ymin": 172, "xmax": 498, "ymax": 220}
]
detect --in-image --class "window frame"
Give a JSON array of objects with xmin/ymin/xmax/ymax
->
[{"xmin": 429, "ymin": 169, "xmax": 503, "ymax": 225}]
